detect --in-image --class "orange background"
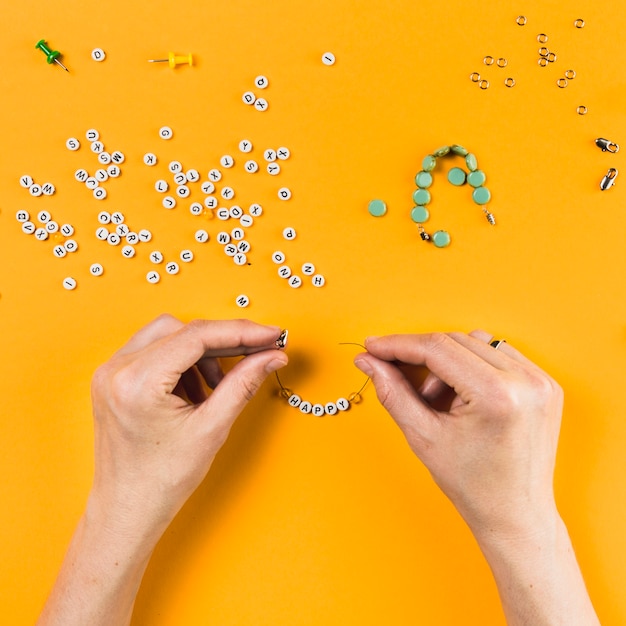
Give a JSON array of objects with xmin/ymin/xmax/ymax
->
[{"xmin": 1, "ymin": 1, "xmax": 625, "ymax": 624}]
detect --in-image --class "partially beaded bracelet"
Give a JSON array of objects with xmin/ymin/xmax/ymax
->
[
  {"xmin": 412, "ymin": 144, "xmax": 496, "ymax": 248},
  {"xmin": 274, "ymin": 331, "xmax": 370, "ymax": 416}
]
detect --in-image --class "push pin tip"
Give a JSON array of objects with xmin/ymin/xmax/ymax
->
[{"xmin": 54, "ymin": 58, "xmax": 69, "ymax": 72}]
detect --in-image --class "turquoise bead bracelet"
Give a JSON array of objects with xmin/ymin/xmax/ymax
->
[{"xmin": 412, "ymin": 144, "xmax": 496, "ymax": 247}]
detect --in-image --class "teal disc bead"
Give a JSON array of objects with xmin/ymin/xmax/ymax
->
[
  {"xmin": 415, "ymin": 171, "xmax": 433, "ymax": 188},
  {"xmin": 451, "ymin": 144, "xmax": 469, "ymax": 156},
  {"xmin": 465, "ymin": 153, "xmax": 478, "ymax": 171},
  {"xmin": 447, "ymin": 167, "xmax": 467, "ymax": 186},
  {"xmin": 467, "ymin": 169, "xmax": 486, "ymax": 187},
  {"xmin": 412, "ymin": 188, "xmax": 431, "ymax": 205},
  {"xmin": 367, "ymin": 199, "xmax": 387, "ymax": 217},
  {"xmin": 472, "ymin": 186, "xmax": 491, "ymax": 205},
  {"xmin": 410, "ymin": 206, "xmax": 430, "ymax": 223},
  {"xmin": 422, "ymin": 155, "xmax": 436, "ymax": 172},
  {"xmin": 434, "ymin": 145, "xmax": 451, "ymax": 157},
  {"xmin": 432, "ymin": 230, "xmax": 451, "ymax": 248}
]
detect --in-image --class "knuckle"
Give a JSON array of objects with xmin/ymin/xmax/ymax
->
[{"xmin": 427, "ymin": 332, "xmax": 451, "ymax": 352}]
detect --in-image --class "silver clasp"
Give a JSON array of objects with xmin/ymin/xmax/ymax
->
[
  {"xmin": 600, "ymin": 168, "xmax": 618, "ymax": 190},
  {"xmin": 595, "ymin": 138, "xmax": 620, "ymax": 153}
]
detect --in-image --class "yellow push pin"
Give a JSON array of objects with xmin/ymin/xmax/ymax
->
[{"xmin": 148, "ymin": 52, "xmax": 193, "ymax": 69}]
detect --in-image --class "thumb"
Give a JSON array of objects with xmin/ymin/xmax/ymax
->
[
  {"xmin": 199, "ymin": 349, "xmax": 288, "ymax": 433},
  {"xmin": 354, "ymin": 354, "xmax": 438, "ymax": 447}
]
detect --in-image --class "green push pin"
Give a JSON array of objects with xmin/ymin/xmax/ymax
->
[{"xmin": 35, "ymin": 39, "xmax": 69, "ymax": 72}]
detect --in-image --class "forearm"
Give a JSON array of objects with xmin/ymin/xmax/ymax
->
[
  {"xmin": 37, "ymin": 505, "xmax": 162, "ymax": 626},
  {"xmin": 475, "ymin": 514, "xmax": 600, "ymax": 626}
]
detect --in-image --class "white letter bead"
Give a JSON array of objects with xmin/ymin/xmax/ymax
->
[
  {"xmin": 302, "ymin": 263, "xmax": 315, "ymax": 275},
  {"xmin": 272, "ymin": 251, "xmax": 286, "ymax": 263},
  {"xmin": 180, "ymin": 249, "xmax": 194, "ymax": 262},
  {"xmin": 91, "ymin": 48, "xmax": 106, "ymax": 61},
  {"xmin": 325, "ymin": 402, "xmax": 338, "ymax": 415},
  {"xmin": 278, "ymin": 187, "xmax": 291, "ymax": 200},
  {"xmin": 125, "ymin": 232, "xmax": 138, "ymax": 244},
  {"xmin": 64, "ymin": 239, "xmax": 78, "ymax": 253},
  {"xmin": 220, "ymin": 155, "xmax": 235, "ymax": 168},
  {"xmin": 37, "ymin": 210, "xmax": 51, "ymax": 223},
  {"xmin": 95, "ymin": 227, "xmax": 109, "ymax": 240},
  {"xmin": 53, "ymin": 245, "xmax": 67, "ymax": 258},
  {"xmin": 97, "ymin": 152, "xmax": 111, "ymax": 165},
  {"xmin": 283, "ymin": 227, "xmax": 297, "ymax": 240},
  {"xmin": 149, "ymin": 251, "xmax": 164, "ymax": 264},
  {"xmin": 146, "ymin": 271, "xmax": 160, "ymax": 284},
  {"xmin": 288, "ymin": 394, "xmax": 302, "ymax": 407},
  {"xmin": 85, "ymin": 177, "xmax": 99, "ymax": 190},
  {"xmin": 176, "ymin": 185, "xmax": 190, "ymax": 198},
  {"xmin": 75, "ymin": 169, "xmax": 88, "ymax": 182},
  {"xmin": 95, "ymin": 169, "xmax": 109, "ymax": 182},
  {"xmin": 143, "ymin": 153, "xmax": 158, "ymax": 166},
  {"xmin": 299, "ymin": 401, "xmax": 312, "ymax": 414},
  {"xmin": 86, "ymin": 129, "xmax": 99, "ymax": 141},
  {"xmin": 278, "ymin": 265, "xmax": 292, "ymax": 278},
  {"xmin": 245, "ymin": 160, "xmax": 259, "ymax": 173},
  {"xmin": 97, "ymin": 211, "xmax": 111, "ymax": 224},
  {"xmin": 190, "ymin": 202, "xmax": 203, "ymax": 216},
  {"xmin": 116, "ymin": 224, "xmax": 129, "ymax": 237},
  {"xmin": 208, "ymin": 169, "xmax": 222, "ymax": 182},
  {"xmin": 204, "ymin": 196, "xmax": 218, "ymax": 209},
  {"xmin": 66, "ymin": 138, "xmax": 80, "ymax": 151},
  {"xmin": 221, "ymin": 186, "xmax": 235, "ymax": 199},
  {"xmin": 29, "ymin": 184, "xmax": 43, "ymax": 197},
  {"xmin": 63, "ymin": 277, "xmax": 77, "ymax": 290},
  {"xmin": 162, "ymin": 196, "xmax": 176, "ymax": 209},
  {"xmin": 239, "ymin": 140, "xmax": 253, "ymax": 153},
  {"xmin": 267, "ymin": 163, "xmax": 280, "ymax": 175},
  {"xmin": 229, "ymin": 207, "xmax": 243, "ymax": 220},
  {"xmin": 93, "ymin": 187, "xmax": 107, "ymax": 200},
  {"xmin": 322, "ymin": 52, "xmax": 336, "ymax": 65},
  {"xmin": 173, "ymin": 172, "xmax": 186, "ymax": 185},
  {"xmin": 242, "ymin": 91, "xmax": 256, "ymax": 104},
  {"xmin": 233, "ymin": 253, "xmax": 247, "ymax": 265},
  {"xmin": 237, "ymin": 241, "xmax": 251, "ymax": 253},
  {"xmin": 217, "ymin": 232, "xmax": 231, "ymax": 244},
  {"xmin": 312, "ymin": 274, "xmax": 326, "ymax": 287},
  {"xmin": 138, "ymin": 229, "xmax": 152, "ymax": 242},
  {"xmin": 111, "ymin": 151, "xmax": 125, "ymax": 164},
  {"xmin": 186, "ymin": 169, "xmax": 200, "ymax": 182},
  {"xmin": 240, "ymin": 215, "xmax": 253, "ymax": 228},
  {"xmin": 22, "ymin": 221, "xmax": 35, "ymax": 234},
  {"xmin": 254, "ymin": 75, "xmax": 268, "ymax": 89},
  {"xmin": 107, "ymin": 165, "xmax": 121, "ymax": 177},
  {"xmin": 41, "ymin": 183, "xmax": 55, "ymax": 195},
  {"xmin": 236, "ymin": 294, "xmax": 250, "ymax": 308},
  {"xmin": 277, "ymin": 147, "xmax": 290, "ymax": 160},
  {"xmin": 16, "ymin": 210, "xmax": 29, "ymax": 223},
  {"xmin": 254, "ymin": 98, "xmax": 268, "ymax": 111},
  {"xmin": 90, "ymin": 141, "xmax": 104, "ymax": 154},
  {"xmin": 195, "ymin": 229, "xmax": 209, "ymax": 243},
  {"xmin": 201, "ymin": 182, "xmax": 216, "ymax": 194},
  {"xmin": 288, "ymin": 275, "xmax": 302, "ymax": 288},
  {"xmin": 217, "ymin": 208, "xmax": 230, "ymax": 220},
  {"xmin": 35, "ymin": 228, "xmax": 48, "ymax": 240},
  {"xmin": 263, "ymin": 149, "xmax": 276, "ymax": 162},
  {"xmin": 121, "ymin": 245, "xmax": 136, "ymax": 258},
  {"xmin": 168, "ymin": 160, "xmax": 183, "ymax": 173},
  {"xmin": 249, "ymin": 203, "xmax": 263, "ymax": 216},
  {"xmin": 60, "ymin": 224, "xmax": 74, "ymax": 236},
  {"xmin": 312, "ymin": 404, "xmax": 325, "ymax": 417},
  {"xmin": 155, "ymin": 180, "xmax": 168, "ymax": 192},
  {"xmin": 111, "ymin": 211, "xmax": 125, "ymax": 224},
  {"xmin": 231, "ymin": 227, "xmax": 244, "ymax": 240},
  {"xmin": 45, "ymin": 221, "xmax": 59, "ymax": 233},
  {"xmin": 224, "ymin": 243, "xmax": 237, "ymax": 256},
  {"xmin": 159, "ymin": 126, "xmax": 173, "ymax": 140},
  {"xmin": 336, "ymin": 398, "xmax": 350, "ymax": 411},
  {"xmin": 90, "ymin": 263, "xmax": 104, "ymax": 276},
  {"xmin": 20, "ymin": 175, "xmax": 34, "ymax": 188},
  {"xmin": 107, "ymin": 233, "xmax": 121, "ymax": 246},
  {"xmin": 166, "ymin": 262, "xmax": 180, "ymax": 275}
]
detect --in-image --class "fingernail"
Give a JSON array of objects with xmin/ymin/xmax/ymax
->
[
  {"xmin": 354, "ymin": 357, "xmax": 373, "ymax": 376},
  {"xmin": 265, "ymin": 356, "xmax": 288, "ymax": 374},
  {"xmin": 364, "ymin": 336, "xmax": 379, "ymax": 346}
]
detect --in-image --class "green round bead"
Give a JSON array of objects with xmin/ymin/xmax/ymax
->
[
  {"xmin": 465, "ymin": 153, "xmax": 478, "ymax": 171},
  {"xmin": 434, "ymin": 145, "xmax": 451, "ymax": 158},
  {"xmin": 472, "ymin": 186, "xmax": 491, "ymax": 205},
  {"xmin": 451, "ymin": 144, "xmax": 469, "ymax": 156},
  {"xmin": 467, "ymin": 170, "xmax": 486, "ymax": 187},
  {"xmin": 447, "ymin": 167, "xmax": 467, "ymax": 186},
  {"xmin": 415, "ymin": 171, "xmax": 433, "ymax": 188},
  {"xmin": 410, "ymin": 206, "xmax": 430, "ymax": 223},
  {"xmin": 432, "ymin": 230, "xmax": 451, "ymax": 248},
  {"xmin": 422, "ymin": 155, "xmax": 436, "ymax": 172},
  {"xmin": 367, "ymin": 199, "xmax": 387, "ymax": 217},
  {"xmin": 412, "ymin": 188, "xmax": 431, "ymax": 205}
]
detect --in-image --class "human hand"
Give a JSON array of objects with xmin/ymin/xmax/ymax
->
[
  {"xmin": 354, "ymin": 331, "xmax": 563, "ymax": 542},
  {"xmin": 89, "ymin": 315, "xmax": 288, "ymax": 539}
]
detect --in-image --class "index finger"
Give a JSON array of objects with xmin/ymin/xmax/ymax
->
[
  {"xmin": 364, "ymin": 333, "xmax": 498, "ymax": 400},
  {"xmin": 138, "ymin": 319, "xmax": 283, "ymax": 387}
]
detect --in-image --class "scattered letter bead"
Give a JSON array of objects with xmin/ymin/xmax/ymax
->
[
  {"xmin": 273, "ymin": 251, "xmax": 286, "ymax": 264},
  {"xmin": 190, "ymin": 202, "xmax": 203, "ymax": 216},
  {"xmin": 107, "ymin": 233, "xmax": 121, "ymax": 246},
  {"xmin": 312, "ymin": 274, "xmax": 326, "ymax": 287},
  {"xmin": 233, "ymin": 253, "xmax": 247, "ymax": 265},
  {"xmin": 150, "ymin": 251, "xmax": 164, "ymax": 264},
  {"xmin": 166, "ymin": 262, "xmax": 180, "ymax": 275},
  {"xmin": 180, "ymin": 249, "xmax": 194, "ymax": 262},
  {"xmin": 239, "ymin": 139, "xmax": 253, "ymax": 153},
  {"xmin": 64, "ymin": 239, "xmax": 78, "ymax": 253},
  {"xmin": 168, "ymin": 160, "xmax": 183, "ymax": 173},
  {"xmin": 278, "ymin": 187, "xmax": 292, "ymax": 200},
  {"xmin": 254, "ymin": 75, "xmax": 268, "ymax": 89},
  {"xmin": 91, "ymin": 48, "xmax": 106, "ymax": 61},
  {"xmin": 186, "ymin": 169, "xmax": 200, "ymax": 182},
  {"xmin": 60, "ymin": 223, "xmax": 74, "ymax": 236},
  {"xmin": 254, "ymin": 98, "xmax": 268, "ymax": 111},
  {"xmin": 75, "ymin": 169, "xmax": 88, "ymax": 182},
  {"xmin": 34, "ymin": 228, "xmax": 48, "ymax": 240},
  {"xmin": 242, "ymin": 91, "xmax": 256, "ymax": 105},
  {"xmin": 264, "ymin": 149, "xmax": 277, "ymax": 162},
  {"xmin": 16, "ymin": 210, "xmax": 29, "ymax": 223},
  {"xmin": 22, "ymin": 221, "xmax": 35, "ymax": 234},
  {"xmin": 66, "ymin": 138, "xmax": 80, "ymax": 151},
  {"xmin": 278, "ymin": 265, "xmax": 292, "ymax": 278},
  {"xmin": 322, "ymin": 52, "xmax": 336, "ymax": 65},
  {"xmin": 288, "ymin": 275, "xmax": 302, "ymax": 288},
  {"xmin": 95, "ymin": 227, "xmax": 109, "ymax": 240},
  {"xmin": 37, "ymin": 210, "xmax": 51, "ymax": 223},
  {"xmin": 240, "ymin": 214, "xmax": 253, "ymax": 228},
  {"xmin": 90, "ymin": 263, "xmax": 104, "ymax": 276},
  {"xmin": 236, "ymin": 295, "xmax": 250, "ymax": 308},
  {"xmin": 302, "ymin": 263, "xmax": 315, "ymax": 275},
  {"xmin": 30, "ymin": 184, "xmax": 43, "ymax": 197},
  {"xmin": 159, "ymin": 126, "xmax": 173, "ymax": 140},
  {"xmin": 121, "ymin": 245, "xmax": 136, "ymax": 258},
  {"xmin": 283, "ymin": 227, "xmax": 297, "ymax": 240},
  {"xmin": 63, "ymin": 277, "xmax": 77, "ymax": 290},
  {"xmin": 143, "ymin": 153, "xmax": 158, "ymax": 166},
  {"xmin": 245, "ymin": 160, "xmax": 259, "ymax": 173},
  {"xmin": 93, "ymin": 187, "xmax": 107, "ymax": 200},
  {"xmin": 146, "ymin": 271, "xmax": 160, "ymax": 284},
  {"xmin": 20, "ymin": 175, "xmax": 34, "ymax": 188},
  {"xmin": 195, "ymin": 229, "xmax": 209, "ymax": 243},
  {"xmin": 277, "ymin": 147, "xmax": 290, "ymax": 160},
  {"xmin": 138, "ymin": 229, "xmax": 152, "ymax": 242},
  {"xmin": 162, "ymin": 196, "xmax": 176, "ymax": 209},
  {"xmin": 53, "ymin": 245, "xmax": 67, "ymax": 258}
]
